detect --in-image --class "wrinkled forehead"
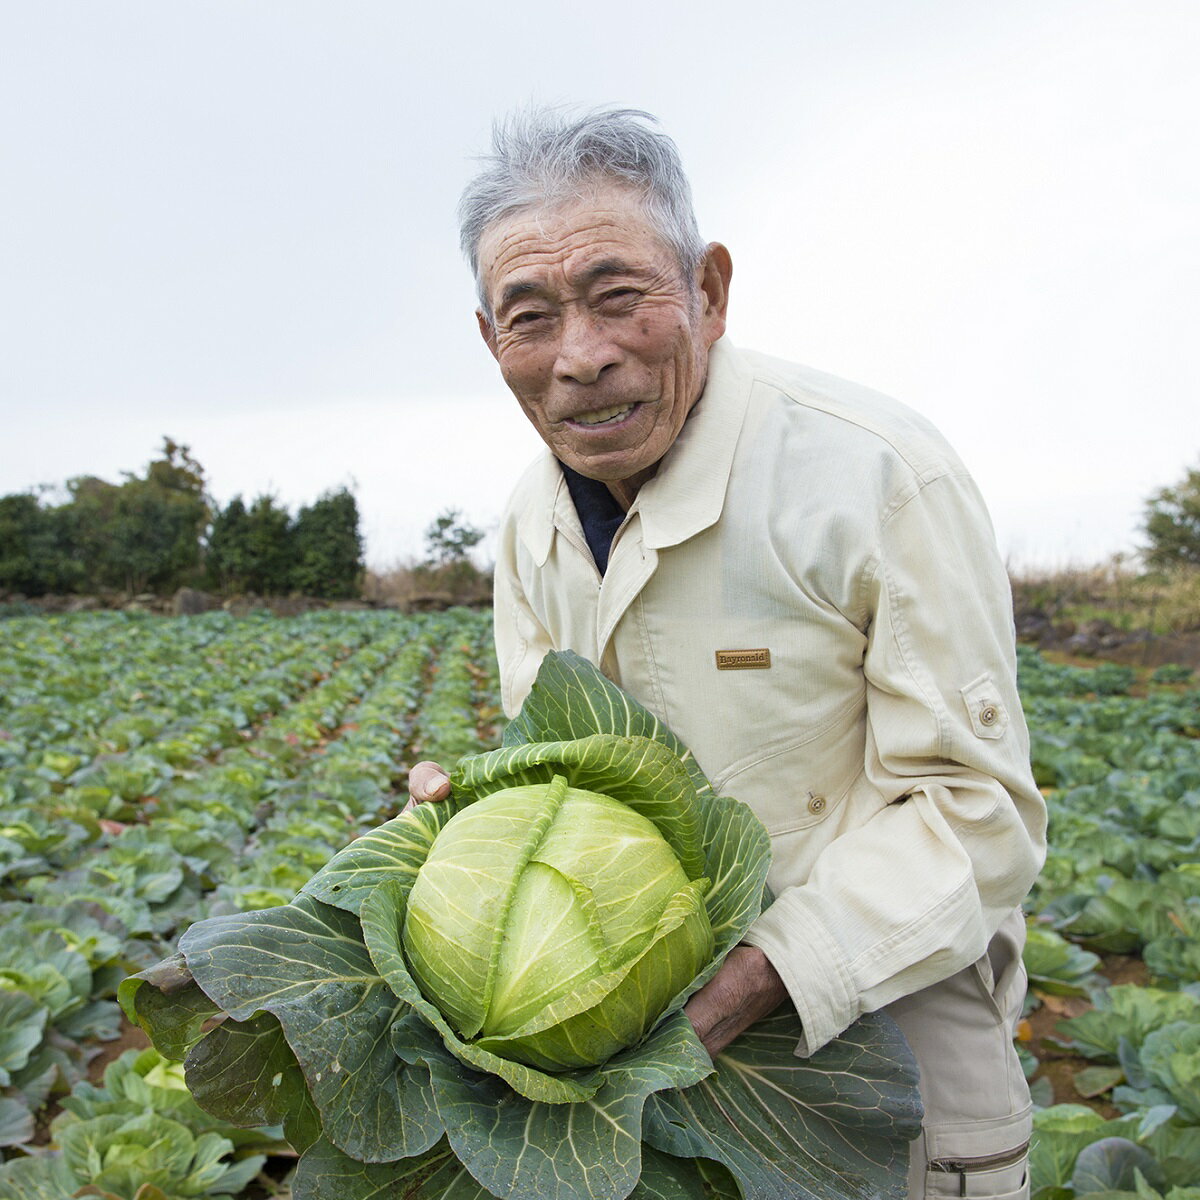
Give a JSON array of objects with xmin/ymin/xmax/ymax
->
[{"xmin": 476, "ymin": 184, "xmax": 679, "ymax": 303}]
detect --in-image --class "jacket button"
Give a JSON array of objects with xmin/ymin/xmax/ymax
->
[
  {"xmin": 808, "ymin": 795, "xmax": 826, "ymax": 814},
  {"xmin": 979, "ymin": 705, "xmax": 999, "ymax": 726}
]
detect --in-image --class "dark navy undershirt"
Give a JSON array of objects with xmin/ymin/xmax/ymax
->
[{"xmin": 560, "ymin": 463, "xmax": 625, "ymax": 576}]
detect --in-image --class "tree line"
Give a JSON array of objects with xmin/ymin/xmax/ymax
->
[
  {"xmin": 0, "ymin": 440, "xmax": 364, "ymax": 599},
  {"xmin": 4, "ymin": 439, "xmax": 1195, "ymax": 603}
]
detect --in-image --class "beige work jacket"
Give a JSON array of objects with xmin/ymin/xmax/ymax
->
[{"xmin": 493, "ymin": 338, "xmax": 1047, "ymax": 1059}]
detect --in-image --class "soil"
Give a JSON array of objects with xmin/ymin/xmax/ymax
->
[
  {"xmin": 1023, "ymin": 954, "xmax": 1152, "ymax": 1114},
  {"xmin": 87, "ymin": 1018, "xmax": 153, "ymax": 1081},
  {"xmin": 1017, "ymin": 612, "xmax": 1200, "ymax": 673},
  {"xmin": 1109, "ymin": 633, "xmax": 1200, "ymax": 671}
]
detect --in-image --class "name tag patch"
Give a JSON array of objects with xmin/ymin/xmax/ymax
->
[{"xmin": 715, "ymin": 648, "xmax": 772, "ymax": 670}]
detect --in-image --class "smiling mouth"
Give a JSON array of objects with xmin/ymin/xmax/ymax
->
[{"xmin": 570, "ymin": 403, "xmax": 637, "ymax": 427}]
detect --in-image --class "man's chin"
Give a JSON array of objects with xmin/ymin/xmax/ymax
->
[
  {"xmin": 561, "ymin": 452, "xmax": 660, "ymax": 497},
  {"xmin": 559, "ymin": 454, "xmax": 641, "ymax": 483}
]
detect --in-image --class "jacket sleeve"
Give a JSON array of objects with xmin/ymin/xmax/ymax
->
[{"xmin": 741, "ymin": 469, "xmax": 1047, "ymax": 1055}]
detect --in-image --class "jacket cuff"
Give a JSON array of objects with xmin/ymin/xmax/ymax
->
[{"xmin": 741, "ymin": 891, "xmax": 859, "ymax": 1056}]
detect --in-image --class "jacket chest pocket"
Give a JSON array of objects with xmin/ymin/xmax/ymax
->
[{"xmin": 709, "ymin": 698, "xmax": 869, "ymax": 836}]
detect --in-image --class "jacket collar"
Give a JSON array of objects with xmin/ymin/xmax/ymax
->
[
  {"xmin": 633, "ymin": 337, "xmax": 751, "ymax": 549},
  {"xmin": 516, "ymin": 338, "xmax": 753, "ymax": 565}
]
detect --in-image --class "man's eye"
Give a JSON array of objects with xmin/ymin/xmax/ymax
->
[
  {"xmin": 510, "ymin": 311, "xmax": 547, "ymax": 326},
  {"xmin": 600, "ymin": 288, "xmax": 639, "ymax": 305}
]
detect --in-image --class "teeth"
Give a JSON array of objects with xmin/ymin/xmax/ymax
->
[{"xmin": 575, "ymin": 404, "xmax": 634, "ymax": 426}]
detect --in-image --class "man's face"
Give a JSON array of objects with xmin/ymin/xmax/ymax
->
[{"xmin": 476, "ymin": 184, "xmax": 729, "ymax": 497}]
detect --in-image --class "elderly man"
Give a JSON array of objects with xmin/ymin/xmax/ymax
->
[{"xmin": 410, "ymin": 107, "xmax": 1046, "ymax": 1199}]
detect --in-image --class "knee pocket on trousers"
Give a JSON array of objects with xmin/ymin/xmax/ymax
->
[
  {"xmin": 921, "ymin": 1107, "xmax": 1031, "ymax": 1200},
  {"xmin": 927, "ymin": 1153, "xmax": 1028, "ymax": 1199}
]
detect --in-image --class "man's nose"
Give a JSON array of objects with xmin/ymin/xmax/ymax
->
[{"xmin": 554, "ymin": 309, "xmax": 620, "ymax": 385}]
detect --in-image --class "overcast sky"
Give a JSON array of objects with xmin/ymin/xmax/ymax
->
[{"xmin": 2, "ymin": 1, "xmax": 1197, "ymax": 572}]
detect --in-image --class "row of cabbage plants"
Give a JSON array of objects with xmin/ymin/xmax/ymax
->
[
  {"xmin": 1017, "ymin": 647, "xmax": 1200, "ymax": 1198},
  {"xmin": 0, "ymin": 608, "xmax": 500, "ymax": 1197},
  {"xmin": 1, "ymin": 613, "xmax": 1196, "ymax": 1198}
]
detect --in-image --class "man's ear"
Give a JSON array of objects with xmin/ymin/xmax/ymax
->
[
  {"xmin": 697, "ymin": 243, "xmax": 733, "ymax": 346},
  {"xmin": 476, "ymin": 308, "xmax": 499, "ymax": 360}
]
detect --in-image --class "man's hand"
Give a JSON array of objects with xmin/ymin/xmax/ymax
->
[
  {"xmin": 683, "ymin": 945, "xmax": 788, "ymax": 1059},
  {"xmin": 406, "ymin": 760, "xmax": 451, "ymax": 809}
]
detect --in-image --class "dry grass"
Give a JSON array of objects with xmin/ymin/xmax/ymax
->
[
  {"xmin": 1010, "ymin": 557, "xmax": 1200, "ymax": 635},
  {"xmin": 365, "ymin": 552, "xmax": 1199, "ymax": 629},
  {"xmin": 363, "ymin": 560, "xmax": 492, "ymax": 610}
]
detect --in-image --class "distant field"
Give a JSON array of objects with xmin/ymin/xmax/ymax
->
[{"xmin": 1, "ymin": 612, "xmax": 1198, "ymax": 1197}]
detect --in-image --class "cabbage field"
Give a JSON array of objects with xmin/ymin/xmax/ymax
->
[{"xmin": 1, "ymin": 609, "xmax": 1198, "ymax": 1199}]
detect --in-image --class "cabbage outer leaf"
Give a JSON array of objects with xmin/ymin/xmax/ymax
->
[
  {"xmin": 292, "ymin": 1138, "xmax": 717, "ymax": 1200},
  {"xmin": 627, "ymin": 1146, "xmax": 712, "ymax": 1199},
  {"xmin": 500, "ymin": 651, "xmax": 714, "ymax": 801},
  {"xmin": 644, "ymin": 1009, "xmax": 922, "ymax": 1200},
  {"xmin": 0, "ymin": 992, "xmax": 46, "ymax": 1088},
  {"xmin": 0, "ymin": 1152, "xmax": 78, "ymax": 1199},
  {"xmin": 676, "ymin": 791, "xmax": 770, "ymax": 999},
  {"xmin": 409, "ymin": 1010, "xmax": 712, "ymax": 1200},
  {"xmin": 293, "ymin": 1136, "xmax": 495, "ymax": 1199},
  {"xmin": 117, "ymin": 953, "xmax": 220, "ymax": 1062},
  {"xmin": 177, "ymin": 893, "xmax": 444, "ymax": 1163},
  {"xmin": 184, "ymin": 1011, "xmax": 322, "ymax": 1153},
  {"xmin": 302, "ymin": 797, "xmax": 466, "ymax": 916},
  {"xmin": 0, "ymin": 1097, "xmax": 34, "ymax": 1151},
  {"xmin": 1070, "ymin": 1136, "xmax": 1165, "ymax": 1194}
]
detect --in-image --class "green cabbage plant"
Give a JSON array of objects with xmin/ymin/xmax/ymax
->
[
  {"xmin": 120, "ymin": 651, "xmax": 921, "ymax": 1199},
  {"xmin": 0, "ymin": 1111, "xmax": 266, "ymax": 1200}
]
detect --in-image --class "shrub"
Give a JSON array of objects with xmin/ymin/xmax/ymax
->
[{"xmin": 1143, "ymin": 462, "xmax": 1200, "ymax": 570}]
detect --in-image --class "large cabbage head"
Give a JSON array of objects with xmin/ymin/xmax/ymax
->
[{"xmin": 402, "ymin": 773, "xmax": 713, "ymax": 1070}]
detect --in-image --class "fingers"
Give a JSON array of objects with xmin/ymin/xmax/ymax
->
[
  {"xmin": 683, "ymin": 946, "xmax": 789, "ymax": 1059},
  {"xmin": 681, "ymin": 990, "xmax": 723, "ymax": 1058},
  {"xmin": 683, "ymin": 972, "xmax": 742, "ymax": 1059},
  {"xmin": 406, "ymin": 761, "xmax": 452, "ymax": 809}
]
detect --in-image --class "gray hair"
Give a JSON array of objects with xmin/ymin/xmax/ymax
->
[{"xmin": 459, "ymin": 106, "xmax": 707, "ymax": 319}]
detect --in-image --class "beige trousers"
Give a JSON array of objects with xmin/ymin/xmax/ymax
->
[{"xmin": 885, "ymin": 909, "xmax": 1033, "ymax": 1200}]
